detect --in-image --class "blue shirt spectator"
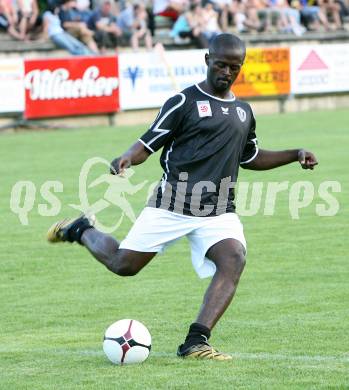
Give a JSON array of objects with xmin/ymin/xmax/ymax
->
[
  {"xmin": 87, "ymin": 7, "xmax": 117, "ymax": 31},
  {"xmin": 59, "ymin": 0, "xmax": 90, "ymax": 24}
]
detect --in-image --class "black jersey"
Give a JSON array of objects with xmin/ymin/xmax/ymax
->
[{"xmin": 139, "ymin": 84, "xmax": 258, "ymax": 217}]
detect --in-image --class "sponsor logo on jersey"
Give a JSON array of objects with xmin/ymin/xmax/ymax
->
[
  {"xmin": 196, "ymin": 100, "xmax": 212, "ymax": 117},
  {"xmin": 221, "ymin": 107, "xmax": 229, "ymax": 115},
  {"xmin": 236, "ymin": 107, "xmax": 246, "ymax": 122}
]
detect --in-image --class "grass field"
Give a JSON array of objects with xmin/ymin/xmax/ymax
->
[{"xmin": 1, "ymin": 109, "xmax": 348, "ymax": 389}]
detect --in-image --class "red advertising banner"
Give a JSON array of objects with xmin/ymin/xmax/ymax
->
[{"xmin": 24, "ymin": 56, "xmax": 119, "ymax": 119}]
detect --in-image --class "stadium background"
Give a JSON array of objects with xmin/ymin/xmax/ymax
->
[{"xmin": 0, "ymin": 0, "xmax": 348, "ymax": 388}]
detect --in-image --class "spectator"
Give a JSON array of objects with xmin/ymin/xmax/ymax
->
[
  {"xmin": 337, "ymin": 0, "xmax": 349, "ymax": 25},
  {"xmin": 316, "ymin": 0, "xmax": 342, "ymax": 29},
  {"xmin": 118, "ymin": 1, "xmax": 153, "ymax": 50},
  {"xmin": 170, "ymin": 3, "xmax": 209, "ymax": 48},
  {"xmin": 59, "ymin": 0, "xmax": 99, "ymax": 53},
  {"xmin": 207, "ymin": 0, "xmax": 233, "ymax": 31},
  {"xmin": 16, "ymin": 0, "xmax": 40, "ymax": 40},
  {"xmin": 274, "ymin": 0, "xmax": 306, "ymax": 35},
  {"xmin": 0, "ymin": 0, "xmax": 23, "ymax": 40},
  {"xmin": 247, "ymin": 0, "xmax": 278, "ymax": 32},
  {"xmin": 116, "ymin": 1, "xmax": 134, "ymax": 38},
  {"xmin": 262, "ymin": 0, "xmax": 295, "ymax": 33},
  {"xmin": 233, "ymin": 0, "xmax": 268, "ymax": 33},
  {"xmin": 202, "ymin": 1, "xmax": 222, "ymax": 41},
  {"xmin": 75, "ymin": 0, "xmax": 92, "ymax": 22},
  {"xmin": 292, "ymin": 0, "xmax": 330, "ymax": 31},
  {"xmin": 144, "ymin": 0, "xmax": 155, "ymax": 37},
  {"xmin": 87, "ymin": 0, "xmax": 122, "ymax": 52},
  {"xmin": 170, "ymin": 10, "xmax": 191, "ymax": 43},
  {"xmin": 43, "ymin": 4, "xmax": 93, "ymax": 55},
  {"xmin": 130, "ymin": 3, "xmax": 153, "ymax": 51}
]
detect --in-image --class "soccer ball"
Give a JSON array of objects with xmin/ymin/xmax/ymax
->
[{"xmin": 103, "ymin": 319, "xmax": 151, "ymax": 364}]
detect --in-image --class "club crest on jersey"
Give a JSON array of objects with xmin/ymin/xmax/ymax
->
[
  {"xmin": 236, "ymin": 107, "xmax": 246, "ymax": 122},
  {"xmin": 196, "ymin": 101, "xmax": 212, "ymax": 117},
  {"xmin": 221, "ymin": 107, "xmax": 229, "ymax": 115}
]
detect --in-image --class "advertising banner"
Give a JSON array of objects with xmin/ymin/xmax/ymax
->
[
  {"xmin": 119, "ymin": 49, "xmax": 207, "ymax": 110},
  {"xmin": 0, "ymin": 58, "xmax": 25, "ymax": 113},
  {"xmin": 24, "ymin": 56, "xmax": 119, "ymax": 119},
  {"xmin": 119, "ymin": 47, "xmax": 290, "ymax": 110},
  {"xmin": 234, "ymin": 48, "xmax": 290, "ymax": 97},
  {"xmin": 291, "ymin": 44, "xmax": 349, "ymax": 94}
]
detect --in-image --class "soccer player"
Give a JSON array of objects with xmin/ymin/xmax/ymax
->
[{"xmin": 48, "ymin": 33, "xmax": 318, "ymax": 361}]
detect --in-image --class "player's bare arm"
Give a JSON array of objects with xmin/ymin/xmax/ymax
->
[
  {"xmin": 110, "ymin": 141, "xmax": 151, "ymax": 175},
  {"xmin": 242, "ymin": 148, "xmax": 318, "ymax": 171}
]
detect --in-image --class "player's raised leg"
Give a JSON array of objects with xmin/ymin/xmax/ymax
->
[
  {"xmin": 47, "ymin": 215, "xmax": 156, "ymax": 276},
  {"xmin": 177, "ymin": 238, "xmax": 245, "ymax": 360},
  {"xmin": 81, "ymin": 229, "xmax": 156, "ymax": 276}
]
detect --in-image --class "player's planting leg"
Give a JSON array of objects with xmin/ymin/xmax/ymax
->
[
  {"xmin": 47, "ymin": 215, "xmax": 156, "ymax": 276},
  {"xmin": 196, "ymin": 239, "xmax": 246, "ymax": 329},
  {"xmin": 177, "ymin": 238, "xmax": 245, "ymax": 360}
]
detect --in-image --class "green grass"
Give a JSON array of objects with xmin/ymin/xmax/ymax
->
[{"xmin": 0, "ymin": 109, "xmax": 348, "ymax": 389}]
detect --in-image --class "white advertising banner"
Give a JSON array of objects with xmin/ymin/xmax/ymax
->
[
  {"xmin": 291, "ymin": 44, "xmax": 349, "ymax": 94},
  {"xmin": 119, "ymin": 49, "xmax": 207, "ymax": 110},
  {"xmin": 0, "ymin": 58, "xmax": 25, "ymax": 113}
]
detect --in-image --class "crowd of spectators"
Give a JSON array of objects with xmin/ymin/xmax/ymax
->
[
  {"xmin": 0, "ymin": 0, "xmax": 154, "ymax": 53},
  {"xmin": 0, "ymin": 0, "xmax": 348, "ymax": 54},
  {"xmin": 168, "ymin": 0, "xmax": 348, "ymax": 46}
]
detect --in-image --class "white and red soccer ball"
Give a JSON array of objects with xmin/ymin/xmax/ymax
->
[{"xmin": 103, "ymin": 319, "xmax": 151, "ymax": 365}]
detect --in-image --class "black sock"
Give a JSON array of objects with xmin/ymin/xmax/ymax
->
[
  {"xmin": 68, "ymin": 218, "xmax": 94, "ymax": 245},
  {"xmin": 182, "ymin": 322, "xmax": 211, "ymax": 349}
]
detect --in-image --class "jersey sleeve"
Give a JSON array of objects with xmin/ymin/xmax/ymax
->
[
  {"xmin": 240, "ymin": 112, "xmax": 259, "ymax": 166},
  {"xmin": 138, "ymin": 93, "xmax": 186, "ymax": 153}
]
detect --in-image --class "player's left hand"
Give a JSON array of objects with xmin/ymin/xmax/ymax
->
[
  {"xmin": 110, "ymin": 157, "xmax": 121, "ymax": 175},
  {"xmin": 110, "ymin": 156, "xmax": 131, "ymax": 176},
  {"xmin": 298, "ymin": 149, "xmax": 318, "ymax": 170}
]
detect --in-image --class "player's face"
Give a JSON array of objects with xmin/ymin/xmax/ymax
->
[{"xmin": 206, "ymin": 48, "xmax": 244, "ymax": 92}]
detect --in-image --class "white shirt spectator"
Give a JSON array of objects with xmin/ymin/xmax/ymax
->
[{"xmin": 43, "ymin": 10, "xmax": 64, "ymax": 37}]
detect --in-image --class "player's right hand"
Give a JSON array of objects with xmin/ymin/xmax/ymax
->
[{"xmin": 110, "ymin": 156, "xmax": 131, "ymax": 175}]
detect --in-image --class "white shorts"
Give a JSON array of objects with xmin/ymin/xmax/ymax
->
[{"xmin": 119, "ymin": 207, "xmax": 246, "ymax": 279}]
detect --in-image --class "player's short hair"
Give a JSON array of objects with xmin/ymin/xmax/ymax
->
[{"xmin": 209, "ymin": 34, "xmax": 246, "ymax": 61}]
